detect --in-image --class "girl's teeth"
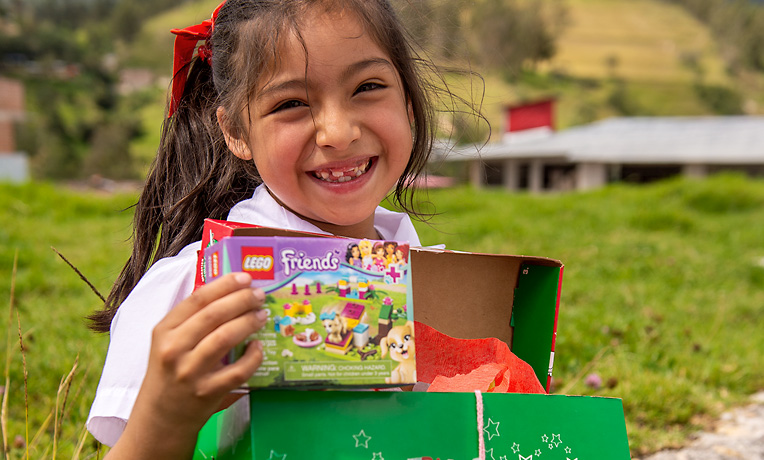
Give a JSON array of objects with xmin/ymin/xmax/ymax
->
[{"xmin": 313, "ymin": 160, "xmax": 371, "ymax": 183}]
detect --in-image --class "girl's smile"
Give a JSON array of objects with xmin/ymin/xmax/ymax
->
[
  {"xmin": 311, "ymin": 157, "xmax": 372, "ymax": 183},
  {"xmin": 221, "ymin": 8, "xmax": 413, "ymax": 239}
]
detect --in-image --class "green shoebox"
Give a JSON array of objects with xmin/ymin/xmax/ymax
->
[
  {"xmin": 199, "ymin": 390, "xmax": 630, "ymax": 460},
  {"xmin": 190, "ymin": 226, "xmax": 631, "ymax": 459}
]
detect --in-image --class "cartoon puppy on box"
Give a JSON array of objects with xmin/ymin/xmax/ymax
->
[
  {"xmin": 380, "ymin": 322, "xmax": 416, "ymax": 384},
  {"xmin": 320, "ymin": 311, "xmax": 346, "ymax": 344}
]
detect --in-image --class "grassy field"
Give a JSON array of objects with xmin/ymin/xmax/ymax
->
[
  {"xmin": 1, "ymin": 174, "xmax": 763, "ymax": 457},
  {"xmin": 0, "ymin": 183, "xmax": 134, "ymax": 459}
]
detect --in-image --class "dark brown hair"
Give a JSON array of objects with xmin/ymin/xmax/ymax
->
[{"xmin": 88, "ymin": 0, "xmax": 442, "ymax": 332}]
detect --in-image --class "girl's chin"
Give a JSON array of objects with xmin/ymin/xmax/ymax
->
[{"xmin": 301, "ymin": 209, "xmax": 378, "ymax": 237}]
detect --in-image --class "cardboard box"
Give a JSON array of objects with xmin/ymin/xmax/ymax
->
[
  {"xmin": 190, "ymin": 220, "xmax": 631, "ymax": 459},
  {"xmin": 197, "ymin": 391, "xmax": 631, "ymax": 460},
  {"xmin": 203, "ymin": 235, "xmax": 415, "ymax": 388},
  {"xmin": 195, "ymin": 219, "xmax": 561, "ymax": 390}
]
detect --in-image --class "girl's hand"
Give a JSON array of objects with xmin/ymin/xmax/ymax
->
[{"xmin": 107, "ymin": 272, "xmax": 266, "ymax": 459}]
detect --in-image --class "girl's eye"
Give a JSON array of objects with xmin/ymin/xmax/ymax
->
[
  {"xmin": 355, "ymin": 82, "xmax": 385, "ymax": 94},
  {"xmin": 272, "ymin": 99, "xmax": 306, "ymax": 112}
]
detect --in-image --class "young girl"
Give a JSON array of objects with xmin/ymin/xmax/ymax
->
[{"xmin": 86, "ymin": 0, "xmax": 444, "ymax": 458}]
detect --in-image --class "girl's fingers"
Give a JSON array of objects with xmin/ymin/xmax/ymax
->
[
  {"xmin": 172, "ymin": 286, "xmax": 265, "ymax": 351},
  {"xmin": 177, "ymin": 307, "xmax": 269, "ymax": 377},
  {"xmin": 149, "ymin": 273, "xmax": 267, "ymax": 384},
  {"xmin": 196, "ymin": 340, "xmax": 265, "ymax": 397},
  {"xmin": 160, "ymin": 272, "xmax": 255, "ymax": 330}
]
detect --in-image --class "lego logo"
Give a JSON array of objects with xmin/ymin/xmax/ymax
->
[
  {"xmin": 241, "ymin": 247, "xmax": 275, "ymax": 280},
  {"xmin": 243, "ymin": 255, "xmax": 273, "ymax": 271}
]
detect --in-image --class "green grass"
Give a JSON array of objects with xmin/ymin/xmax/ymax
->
[
  {"xmin": 2, "ymin": 174, "xmax": 764, "ymax": 456},
  {"xmin": 411, "ymin": 173, "xmax": 764, "ymax": 455},
  {"xmin": 0, "ymin": 183, "xmax": 136, "ymax": 458}
]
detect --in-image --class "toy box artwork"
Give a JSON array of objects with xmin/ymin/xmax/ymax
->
[{"xmin": 204, "ymin": 236, "xmax": 414, "ymax": 388}]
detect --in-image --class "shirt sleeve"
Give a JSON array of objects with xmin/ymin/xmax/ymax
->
[{"xmin": 86, "ymin": 242, "xmax": 199, "ymax": 447}]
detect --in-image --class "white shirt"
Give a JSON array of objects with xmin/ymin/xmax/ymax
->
[{"xmin": 87, "ymin": 184, "xmax": 422, "ymax": 447}]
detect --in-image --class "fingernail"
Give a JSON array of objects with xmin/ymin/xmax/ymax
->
[
  {"xmin": 234, "ymin": 272, "xmax": 250, "ymax": 284},
  {"xmin": 252, "ymin": 288, "xmax": 265, "ymax": 303},
  {"xmin": 256, "ymin": 309, "xmax": 268, "ymax": 322},
  {"xmin": 253, "ymin": 340, "xmax": 263, "ymax": 351}
]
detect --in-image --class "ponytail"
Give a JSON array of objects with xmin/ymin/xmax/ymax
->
[{"xmin": 88, "ymin": 58, "xmax": 260, "ymax": 332}]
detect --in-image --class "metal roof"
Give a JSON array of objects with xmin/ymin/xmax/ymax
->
[{"xmin": 439, "ymin": 116, "xmax": 764, "ymax": 165}]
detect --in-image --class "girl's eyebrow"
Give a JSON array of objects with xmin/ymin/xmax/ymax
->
[
  {"xmin": 339, "ymin": 57, "xmax": 395, "ymax": 83},
  {"xmin": 257, "ymin": 79, "xmax": 306, "ymax": 101},
  {"xmin": 257, "ymin": 57, "xmax": 395, "ymax": 100}
]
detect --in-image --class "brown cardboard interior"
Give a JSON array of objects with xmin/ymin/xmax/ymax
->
[
  {"xmin": 409, "ymin": 248, "xmax": 559, "ymax": 344},
  {"xmin": 224, "ymin": 226, "xmax": 562, "ymax": 347}
]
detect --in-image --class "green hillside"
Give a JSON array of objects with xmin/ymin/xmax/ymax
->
[
  {"xmin": 546, "ymin": 0, "xmax": 729, "ymax": 84},
  {"xmin": 123, "ymin": 0, "xmax": 764, "ymax": 159},
  {"xmin": 123, "ymin": 0, "xmax": 223, "ymax": 72},
  {"xmin": 477, "ymin": 0, "xmax": 762, "ymax": 135}
]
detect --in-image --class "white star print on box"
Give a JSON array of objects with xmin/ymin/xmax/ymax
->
[
  {"xmin": 353, "ymin": 429, "xmax": 372, "ymax": 448},
  {"xmin": 268, "ymin": 450, "xmax": 286, "ymax": 460},
  {"xmin": 483, "ymin": 418, "xmax": 501, "ymax": 440}
]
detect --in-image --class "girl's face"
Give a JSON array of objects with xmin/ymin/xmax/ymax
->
[
  {"xmin": 351, "ymin": 246, "xmax": 360, "ymax": 258},
  {"xmin": 223, "ymin": 9, "xmax": 413, "ymax": 239}
]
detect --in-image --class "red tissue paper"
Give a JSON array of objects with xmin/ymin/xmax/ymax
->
[{"xmin": 414, "ymin": 321, "xmax": 545, "ymax": 394}]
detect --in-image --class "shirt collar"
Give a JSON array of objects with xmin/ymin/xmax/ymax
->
[{"xmin": 227, "ymin": 184, "xmax": 421, "ymax": 246}]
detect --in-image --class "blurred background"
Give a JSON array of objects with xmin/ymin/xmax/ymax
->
[
  {"xmin": 2, "ymin": 0, "xmax": 764, "ymax": 185},
  {"xmin": 0, "ymin": 0, "xmax": 763, "ymax": 458}
]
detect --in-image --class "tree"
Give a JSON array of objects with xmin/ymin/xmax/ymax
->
[{"xmin": 468, "ymin": 0, "xmax": 563, "ymax": 76}]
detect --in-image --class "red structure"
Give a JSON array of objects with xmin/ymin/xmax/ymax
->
[
  {"xmin": 0, "ymin": 78, "xmax": 25, "ymax": 154},
  {"xmin": 504, "ymin": 98, "xmax": 555, "ymax": 133}
]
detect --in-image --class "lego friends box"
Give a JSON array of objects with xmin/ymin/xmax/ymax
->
[{"xmin": 204, "ymin": 235, "xmax": 415, "ymax": 388}]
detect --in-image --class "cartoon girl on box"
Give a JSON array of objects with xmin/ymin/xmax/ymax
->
[
  {"xmin": 384, "ymin": 241, "xmax": 398, "ymax": 267},
  {"xmin": 345, "ymin": 243, "xmax": 362, "ymax": 268},
  {"xmin": 372, "ymin": 242, "xmax": 386, "ymax": 272},
  {"xmin": 395, "ymin": 244, "xmax": 409, "ymax": 269},
  {"xmin": 358, "ymin": 239, "xmax": 374, "ymax": 271}
]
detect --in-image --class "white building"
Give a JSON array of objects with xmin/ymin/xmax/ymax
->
[{"xmin": 436, "ymin": 116, "xmax": 764, "ymax": 192}]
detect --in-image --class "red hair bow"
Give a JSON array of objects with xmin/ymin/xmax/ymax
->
[{"xmin": 168, "ymin": 1, "xmax": 226, "ymax": 118}]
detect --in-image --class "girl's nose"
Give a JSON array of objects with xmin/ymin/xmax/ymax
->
[{"xmin": 315, "ymin": 104, "xmax": 361, "ymax": 151}]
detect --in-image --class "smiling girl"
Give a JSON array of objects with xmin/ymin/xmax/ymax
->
[{"xmin": 86, "ymin": 0, "xmax": 446, "ymax": 458}]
